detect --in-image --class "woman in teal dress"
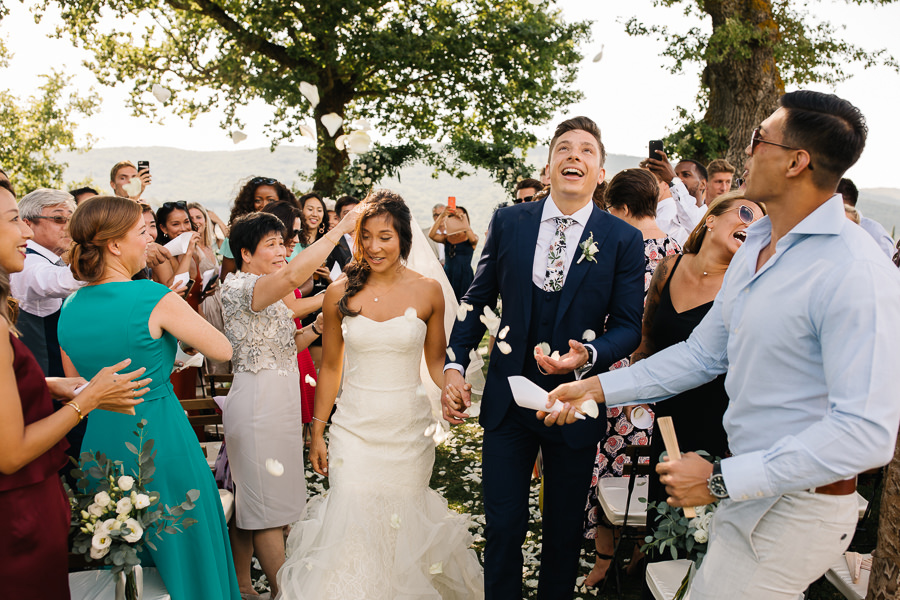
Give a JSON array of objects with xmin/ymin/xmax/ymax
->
[{"xmin": 58, "ymin": 196, "xmax": 241, "ymax": 600}]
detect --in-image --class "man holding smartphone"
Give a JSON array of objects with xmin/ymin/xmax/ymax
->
[{"xmin": 109, "ymin": 160, "xmax": 151, "ymax": 202}]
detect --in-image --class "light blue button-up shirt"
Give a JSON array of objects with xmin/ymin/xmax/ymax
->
[{"xmin": 601, "ymin": 194, "xmax": 900, "ymax": 501}]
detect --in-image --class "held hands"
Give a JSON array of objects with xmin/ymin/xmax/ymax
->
[
  {"xmin": 77, "ymin": 358, "xmax": 151, "ymax": 416},
  {"xmin": 538, "ymin": 378, "xmax": 606, "ymax": 426},
  {"xmin": 641, "ymin": 149, "xmax": 676, "ymax": 184},
  {"xmin": 442, "ymin": 369, "xmax": 472, "ymax": 425},
  {"xmin": 309, "ymin": 434, "xmax": 329, "ymax": 476},
  {"xmin": 657, "ymin": 452, "xmax": 717, "ymax": 507},
  {"xmin": 534, "ymin": 339, "xmax": 589, "ymax": 375}
]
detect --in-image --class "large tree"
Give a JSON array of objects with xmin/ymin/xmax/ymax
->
[
  {"xmin": 625, "ymin": 0, "xmax": 898, "ymax": 169},
  {"xmin": 43, "ymin": 0, "xmax": 590, "ymax": 194},
  {"xmin": 867, "ymin": 433, "xmax": 899, "ymax": 599}
]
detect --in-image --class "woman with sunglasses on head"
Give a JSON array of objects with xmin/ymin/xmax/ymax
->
[
  {"xmin": 220, "ymin": 177, "xmax": 298, "ymax": 279},
  {"xmin": 637, "ymin": 191, "xmax": 765, "ymax": 561}
]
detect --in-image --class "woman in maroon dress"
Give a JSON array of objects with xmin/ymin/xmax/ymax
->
[{"xmin": 0, "ymin": 180, "xmax": 151, "ymax": 599}]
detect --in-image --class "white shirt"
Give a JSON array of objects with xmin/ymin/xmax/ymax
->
[
  {"xmin": 655, "ymin": 197, "xmax": 691, "ymax": 247},
  {"xmin": 531, "ymin": 196, "xmax": 594, "ymax": 288},
  {"xmin": 9, "ymin": 240, "xmax": 84, "ymax": 317},
  {"xmin": 858, "ymin": 216, "xmax": 894, "ymax": 259}
]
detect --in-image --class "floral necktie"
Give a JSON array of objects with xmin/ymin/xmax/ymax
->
[{"xmin": 542, "ymin": 217, "xmax": 576, "ymax": 292}]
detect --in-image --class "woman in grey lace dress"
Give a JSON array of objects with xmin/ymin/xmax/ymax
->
[{"xmin": 221, "ymin": 209, "xmax": 359, "ymax": 599}]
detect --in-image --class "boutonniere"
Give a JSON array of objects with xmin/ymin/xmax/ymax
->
[{"xmin": 577, "ymin": 232, "xmax": 598, "ymax": 264}]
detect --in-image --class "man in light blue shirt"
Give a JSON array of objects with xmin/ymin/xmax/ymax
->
[{"xmin": 543, "ymin": 91, "xmax": 900, "ymax": 598}]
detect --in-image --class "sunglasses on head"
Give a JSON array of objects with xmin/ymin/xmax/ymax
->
[
  {"xmin": 749, "ymin": 127, "xmax": 814, "ymax": 170},
  {"xmin": 162, "ymin": 201, "xmax": 187, "ymax": 211},
  {"xmin": 250, "ymin": 177, "xmax": 278, "ymax": 186},
  {"xmin": 724, "ymin": 204, "xmax": 758, "ymax": 225}
]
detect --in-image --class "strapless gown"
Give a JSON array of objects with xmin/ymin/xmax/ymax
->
[{"xmin": 277, "ymin": 314, "xmax": 484, "ymax": 599}]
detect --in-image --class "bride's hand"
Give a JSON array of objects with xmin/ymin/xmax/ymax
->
[{"xmin": 309, "ymin": 435, "xmax": 329, "ymax": 476}]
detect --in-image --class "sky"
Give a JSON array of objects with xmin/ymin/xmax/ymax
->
[{"xmin": 3, "ymin": 0, "xmax": 900, "ymax": 187}]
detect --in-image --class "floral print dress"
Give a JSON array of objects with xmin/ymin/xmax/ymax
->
[{"xmin": 583, "ymin": 236, "xmax": 681, "ymax": 538}]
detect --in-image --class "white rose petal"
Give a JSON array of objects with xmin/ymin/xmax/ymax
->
[
  {"xmin": 498, "ymin": 325, "xmax": 509, "ymax": 340},
  {"xmin": 580, "ymin": 399, "xmax": 600, "ymax": 419},
  {"xmin": 116, "ymin": 497, "xmax": 133, "ymax": 515},
  {"xmin": 151, "ymin": 83, "xmax": 171, "ymax": 103},
  {"xmin": 582, "ymin": 329, "xmax": 596, "ymax": 342},
  {"xmin": 231, "ymin": 130, "xmax": 247, "ymax": 144},
  {"xmin": 94, "ymin": 491, "xmax": 111, "ymax": 508},
  {"xmin": 390, "ymin": 514, "xmax": 401, "ymax": 529},
  {"xmin": 497, "ymin": 341, "xmax": 512, "ymax": 355},
  {"xmin": 346, "ymin": 130, "xmax": 372, "ymax": 154},
  {"xmin": 456, "ymin": 302, "xmax": 473, "ymax": 322},
  {"xmin": 334, "ymin": 134, "xmax": 348, "ymax": 150},
  {"xmin": 534, "ymin": 342, "xmax": 551, "ymax": 357},
  {"xmin": 299, "ymin": 81, "xmax": 320, "ymax": 109},
  {"xmin": 266, "ymin": 458, "xmax": 285, "ymax": 477},
  {"xmin": 424, "ymin": 423, "xmax": 438, "ymax": 437},
  {"xmin": 134, "ymin": 494, "xmax": 151, "ymax": 509},
  {"xmin": 320, "ymin": 113, "xmax": 343, "ymax": 137},
  {"xmin": 299, "ymin": 124, "xmax": 316, "ymax": 141},
  {"xmin": 550, "ymin": 351, "xmax": 561, "ymax": 361},
  {"xmin": 304, "ymin": 374, "xmax": 317, "ymax": 387},
  {"xmin": 353, "ymin": 117, "xmax": 372, "ymax": 131},
  {"xmin": 122, "ymin": 177, "xmax": 142, "ymax": 197},
  {"xmin": 446, "ymin": 347, "xmax": 456, "ymax": 362},
  {"xmin": 117, "ymin": 476, "xmax": 135, "ymax": 492},
  {"xmin": 429, "ymin": 561, "xmax": 443, "ymax": 575},
  {"xmin": 122, "ymin": 518, "xmax": 143, "ymax": 543}
]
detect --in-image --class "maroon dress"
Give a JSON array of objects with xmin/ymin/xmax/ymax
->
[{"xmin": 0, "ymin": 333, "xmax": 71, "ymax": 599}]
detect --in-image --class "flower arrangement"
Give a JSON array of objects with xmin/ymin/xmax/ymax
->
[
  {"xmin": 66, "ymin": 419, "xmax": 200, "ymax": 599},
  {"xmin": 335, "ymin": 141, "xmax": 428, "ymax": 198},
  {"xmin": 577, "ymin": 233, "xmax": 598, "ymax": 264}
]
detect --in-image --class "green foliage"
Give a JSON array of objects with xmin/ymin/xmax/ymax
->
[
  {"xmin": 43, "ymin": 0, "xmax": 591, "ymax": 191},
  {"xmin": 335, "ymin": 141, "xmax": 430, "ymax": 199},
  {"xmin": 444, "ymin": 139, "xmax": 533, "ymax": 195},
  {"xmin": 0, "ymin": 70, "xmax": 99, "ymax": 193},
  {"xmin": 663, "ymin": 107, "xmax": 730, "ymax": 165}
]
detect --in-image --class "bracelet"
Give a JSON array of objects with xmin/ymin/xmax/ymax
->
[
  {"xmin": 65, "ymin": 401, "xmax": 84, "ymax": 423},
  {"xmin": 312, "ymin": 416, "xmax": 328, "ymax": 425},
  {"xmin": 311, "ymin": 322, "xmax": 322, "ymax": 336},
  {"xmin": 324, "ymin": 233, "xmax": 340, "ymax": 247}
]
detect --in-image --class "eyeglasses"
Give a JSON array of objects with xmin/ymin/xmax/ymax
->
[
  {"xmin": 30, "ymin": 215, "xmax": 70, "ymax": 225},
  {"xmin": 749, "ymin": 127, "xmax": 814, "ymax": 170},
  {"xmin": 250, "ymin": 177, "xmax": 278, "ymax": 186},
  {"xmin": 514, "ymin": 195, "xmax": 534, "ymax": 204},
  {"xmin": 723, "ymin": 204, "xmax": 758, "ymax": 225},
  {"xmin": 162, "ymin": 201, "xmax": 187, "ymax": 211}
]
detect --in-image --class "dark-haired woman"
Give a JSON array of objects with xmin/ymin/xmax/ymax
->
[
  {"xmin": 0, "ymin": 184, "xmax": 149, "ymax": 600},
  {"xmin": 57, "ymin": 196, "xmax": 241, "ymax": 600},
  {"xmin": 278, "ymin": 190, "xmax": 483, "ymax": 599},
  {"xmin": 429, "ymin": 204, "xmax": 477, "ymax": 301},
  {"xmin": 220, "ymin": 176, "xmax": 298, "ymax": 278},
  {"xmin": 220, "ymin": 206, "xmax": 359, "ymax": 598}
]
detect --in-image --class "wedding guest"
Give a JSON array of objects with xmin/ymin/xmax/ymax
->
[
  {"xmin": 425, "ymin": 203, "xmax": 446, "ymax": 265},
  {"xmin": 57, "ymin": 195, "xmax": 241, "ymax": 599},
  {"xmin": 69, "ymin": 186, "xmax": 98, "ymax": 205},
  {"xmin": 706, "ymin": 159, "xmax": 735, "ymax": 204},
  {"xmin": 0, "ymin": 181, "xmax": 149, "ymax": 600},
  {"xmin": 188, "ymin": 202, "xmax": 228, "ymax": 373},
  {"xmin": 298, "ymin": 192, "xmax": 329, "ymax": 250},
  {"xmin": 844, "ymin": 203, "xmax": 861, "ymax": 224},
  {"xmin": 429, "ymin": 204, "xmax": 478, "ymax": 301},
  {"xmin": 837, "ymin": 177, "xmax": 894, "ymax": 258},
  {"xmin": 297, "ymin": 192, "xmax": 334, "ymax": 368},
  {"xmin": 515, "ymin": 178, "xmax": 543, "ymax": 203},
  {"xmin": 221, "ymin": 207, "xmax": 359, "ymax": 598},
  {"xmin": 221, "ymin": 176, "xmax": 297, "ymax": 277},
  {"xmin": 109, "ymin": 160, "xmax": 150, "ymax": 202},
  {"xmin": 546, "ymin": 91, "xmax": 900, "ymax": 599},
  {"xmin": 330, "ymin": 195, "xmax": 359, "ymax": 269},
  {"xmin": 137, "ymin": 205, "xmax": 178, "ymax": 286},
  {"xmin": 581, "ymin": 168, "xmax": 682, "ymax": 586}
]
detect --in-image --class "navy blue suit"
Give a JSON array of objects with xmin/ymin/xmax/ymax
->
[{"xmin": 447, "ymin": 198, "xmax": 644, "ymax": 599}]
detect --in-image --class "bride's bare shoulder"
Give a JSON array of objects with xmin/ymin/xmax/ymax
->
[{"xmin": 404, "ymin": 269, "xmax": 440, "ymax": 293}]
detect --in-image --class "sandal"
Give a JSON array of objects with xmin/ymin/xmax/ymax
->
[{"xmin": 585, "ymin": 550, "xmax": 615, "ymax": 587}]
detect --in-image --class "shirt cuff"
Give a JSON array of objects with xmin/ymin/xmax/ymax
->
[
  {"xmin": 443, "ymin": 363, "xmax": 465, "ymax": 376},
  {"xmin": 720, "ymin": 451, "xmax": 774, "ymax": 501},
  {"xmin": 574, "ymin": 344, "xmax": 596, "ymax": 380},
  {"xmin": 598, "ymin": 366, "xmax": 641, "ymax": 407}
]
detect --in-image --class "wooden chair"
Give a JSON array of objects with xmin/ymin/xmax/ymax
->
[
  {"xmin": 179, "ymin": 397, "xmax": 223, "ymax": 468},
  {"xmin": 203, "ymin": 372, "xmax": 234, "ymax": 398}
]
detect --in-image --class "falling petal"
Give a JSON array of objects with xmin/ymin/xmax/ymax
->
[
  {"xmin": 456, "ymin": 302, "xmax": 473, "ymax": 322},
  {"xmin": 497, "ymin": 341, "xmax": 512, "ymax": 354},
  {"xmin": 151, "ymin": 83, "xmax": 171, "ymax": 103},
  {"xmin": 581, "ymin": 399, "xmax": 600, "ymax": 419},
  {"xmin": 404, "ymin": 307, "xmax": 417, "ymax": 321},
  {"xmin": 230, "ymin": 130, "xmax": 247, "ymax": 144},
  {"xmin": 429, "ymin": 561, "xmax": 443, "ymax": 575},
  {"xmin": 353, "ymin": 117, "xmax": 372, "ymax": 131},
  {"xmin": 582, "ymin": 329, "xmax": 596, "ymax": 342},
  {"xmin": 299, "ymin": 124, "xmax": 316, "ymax": 140},
  {"xmin": 320, "ymin": 113, "xmax": 343, "ymax": 137},
  {"xmin": 122, "ymin": 177, "xmax": 142, "ymax": 197},
  {"xmin": 299, "ymin": 81, "xmax": 320, "ymax": 109},
  {"xmin": 265, "ymin": 458, "xmax": 284, "ymax": 477},
  {"xmin": 334, "ymin": 134, "xmax": 347, "ymax": 150},
  {"xmin": 390, "ymin": 514, "xmax": 402, "ymax": 529},
  {"xmin": 499, "ymin": 325, "xmax": 509, "ymax": 340},
  {"xmin": 550, "ymin": 350, "xmax": 561, "ymax": 361},
  {"xmin": 346, "ymin": 130, "xmax": 372, "ymax": 154},
  {"xmin": 424, "ymin": 423, "xmax": 438, "ymax": 437},
  {"xmin": 304, "ymin": 374, "xmax": 317, "ymax": 387},
  {"xmin": 593, "ymin": 44, "xmax": 605, "ymax": 63},
  {"xmin": 446, "ymin": 347, "xmax": 456, "ymax": 362},
  {"xmin": 536, "ymin": 342, "xmax": 551, "ymax": 356}
]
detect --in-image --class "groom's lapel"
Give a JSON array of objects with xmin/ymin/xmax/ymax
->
[
  {"xmin": 515, "ymin": 200, "xmax": 544, "ymax": 328},
  {"xmin": 556, "ymin": 206, "xmax": 615, "ymax": 326}
]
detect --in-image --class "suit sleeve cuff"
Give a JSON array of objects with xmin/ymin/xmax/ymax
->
[
  {"xmin": 720, "ymin": 452, "xmax": 774, "ymax": 501},
  {"xmin": 443, "ymin": 363, "xmax": 465, "ymax": 376}
]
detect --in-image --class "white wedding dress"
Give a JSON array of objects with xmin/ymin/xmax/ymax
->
[{"xmin": 277, "ymin": 313, "xmax": 484, "ymax": 600}]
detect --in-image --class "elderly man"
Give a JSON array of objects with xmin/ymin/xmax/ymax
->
[{"xmin": 10, "ymin": 188, "xmax": 84, "ymax": 377}]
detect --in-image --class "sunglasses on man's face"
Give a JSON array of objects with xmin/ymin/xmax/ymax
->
[
  {"xmin": 749, "ymin": 127, "xmax": 814, "ymax": 170},
  {"xmin": 30, "ymin": 215, "xmax": 70, "ymax": 225},
  {"xmin": 724, "ymin": 204, "xmax": 758, "ymax": 225}
]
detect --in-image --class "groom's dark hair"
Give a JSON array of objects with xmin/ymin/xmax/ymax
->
[{"xmin": 548, "ymin": 116, "xmax": 607, "ymax": 167}]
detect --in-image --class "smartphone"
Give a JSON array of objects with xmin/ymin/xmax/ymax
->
[
  {"xmin": 447, "ymin": 196, "xmax": 456, "ymax": 213},
  {"xmin": 201, "ymin": 272, "xmax": 219, "ymax": 295},
  {"xmin": 649, "ymin": 140, "xmax": 664, "ymax": 160},
  {"xmin": 137, "ymin": 160, "xmax": 150, "ymax": 174},
  {"xmin": 181, "ymin": 279, "xmax": 195, "ymax": 299}
]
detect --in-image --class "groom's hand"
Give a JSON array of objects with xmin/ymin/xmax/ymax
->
[
  {"xmin": 442, "ymin": 369, "xmax": 472, "ymax": 425},
  {"xmin": 535, "ymin": 340, "xmax": 589, "ymax": 375},
  {"xmin": 538, "ymin": 378, "xmax": 605, "ymax": 425}
]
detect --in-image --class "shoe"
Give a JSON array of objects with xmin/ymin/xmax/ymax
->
[{"xmin": 585, "ymin": 551, "xmax": 615, "ymax": 588}]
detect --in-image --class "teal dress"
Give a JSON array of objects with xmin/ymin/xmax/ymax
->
[{"xmin": 58, "ymin": 280, "xmax": 240, "ymax": 600}]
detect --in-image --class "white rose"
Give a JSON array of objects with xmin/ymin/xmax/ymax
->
[
  {"xmin": 91, "ymin": 531, "xmax": 112, "ymax": 551},
  {"xmin": 121, "ymin": 518, "xmax": 144, "ymax": 543},
  {"xmin": 117, "ymin": 476, "xmax": 135, "ymax": 491},
  {"xmin": 134, "ymin": 494, "xmax": 151, "ymax": 509},
  {"xmin": 94, "ymin": 491, "xmax": 111, "ymax": 507},
  {"xmin": 693, "ymin": 529, "xmax": 708, "ymax": 544},
  {"xmin": 87, "ymin": 503, "xmax": 104, "ymax": 517},
  {"xmin": 89, "ymin": 545, "xmax": 110, "ymax": 560},
  {"xmin": 116, "ymin": 497, "xmax": 133, "ymax": 515}
]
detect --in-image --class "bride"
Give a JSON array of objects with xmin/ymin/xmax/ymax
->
[{"xmin": 277, "ymin": 190, "xmax": 484, "ymax": 599}]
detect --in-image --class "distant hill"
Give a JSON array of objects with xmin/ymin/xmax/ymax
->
[{"xmin": 59, "ymin": 146, "xmax": 900, "ymax": 237}]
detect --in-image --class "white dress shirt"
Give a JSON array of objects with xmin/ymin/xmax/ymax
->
[
  {"xmin": 655, "ymin": 197, "xmax": 691, "ymax": 247},
  {"xmin": 858, "ymin": 215, "xmax": 894, "ymax": 259},
  {"xmin": 601, "ymin": 194, "xmax": 900, "ymax": 501},
  {"xmin": 9, "ymin": 240, "xmax": 83, "ymax": 317},
  {"xmin": 530, "ymin": 196, "xmax": 594, "ymax": 288},
  {"xmin": 669, "ymin": 177, "xmax": 707, "ymax": 225}
]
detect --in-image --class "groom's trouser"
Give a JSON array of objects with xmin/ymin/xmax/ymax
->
[
  {"xmin": 690, "ymin": 490, "xmax": 857, "ymax": 599},
  {"xmin": 482, "ymin": 404, "xmax": 597, "ymax": 600}
]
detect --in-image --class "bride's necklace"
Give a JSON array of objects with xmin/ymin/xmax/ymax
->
[{"xmin": 370, "ymin": 270, "xmax": 404, "ymax": 303}]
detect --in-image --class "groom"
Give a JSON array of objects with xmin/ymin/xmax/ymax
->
[{"xmin": 442, "ymin": 116, "xmax": 645, "ymax": 599}]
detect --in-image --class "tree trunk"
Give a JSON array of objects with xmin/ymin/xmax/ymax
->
[
  {"xmin": 867, "ymin": 431, "xmax": 900, "ymax": 599},
  {"xmin": 701, "ymin": 0, "xmax": 784, "ymax": 174},
  {"xmin": 312, "ymin": 84, "xmax": 351, "ymax": 196}
]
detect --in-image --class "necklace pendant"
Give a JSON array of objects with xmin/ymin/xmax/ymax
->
[{"xmin": 374, "ymin": 297, "xmax": 379, "ymax": 302}]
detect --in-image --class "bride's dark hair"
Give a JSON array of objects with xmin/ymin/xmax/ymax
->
[{"xmin": 338, "ymin": 190, "xmax": 413, "ymax": 317}]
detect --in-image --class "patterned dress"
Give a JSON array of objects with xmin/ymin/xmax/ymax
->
[{"xmin": 583, "ymin": 236, "xmax": 680, "ymax": 538}]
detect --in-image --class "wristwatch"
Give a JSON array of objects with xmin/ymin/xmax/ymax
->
[{"xmin": 707, "ymin": 460, "xmax": 729, "ymax": 499}]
